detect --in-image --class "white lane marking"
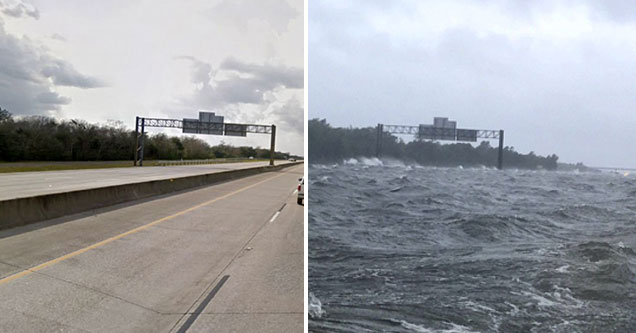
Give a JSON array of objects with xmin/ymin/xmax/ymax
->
[{"xmin": 269, "ymin": 211, "xmax": 281, "ymax": 223}]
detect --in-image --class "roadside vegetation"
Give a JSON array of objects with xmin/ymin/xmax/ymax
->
[
  {"xmin": 309, "ymin": 118, "xmax": 560, "ymax": 170},
  {"xmin": 0, "ymin": 108, "xmax": 300, "ymax": 164}
]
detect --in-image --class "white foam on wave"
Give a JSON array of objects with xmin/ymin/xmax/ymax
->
[
  {"xmin": 359, "ymin": 157, "xmax": 384, "ymax": 166},
  {"xmin": 308, "ymin": 292, "xmax": 326, "ymax": 319},
  {"xmin": 342, "ymin": 157, "xmax": 384, "ymax": 167},
  {"xmin": 461, "ymin": 300, "xmax": 496, "ymax": 313},
  {"xmin": 311, "ymin": 163, "xmax": 338, "ymax": 170},
  {"xmin": 504, "ymin": 302, "xmax": 519, "ymax": 316},
  {"xmin": 521, "ymin": 291, "xmax": 557, "ymax": 307},
  {"xmin": 551, "ymin": 285, "xmax": 584, "ymax": 308},
  {"xmin": 399, "ymin": 320, "xmax": 479, "ymax": 333},
  {"xmin": 519, "ymin": 284, "xmax": 584, "ymax": 309}
]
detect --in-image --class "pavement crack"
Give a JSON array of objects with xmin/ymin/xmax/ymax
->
[{"xmin": 0, "ymin": 259, "xmax": 23, "ymax": 278}]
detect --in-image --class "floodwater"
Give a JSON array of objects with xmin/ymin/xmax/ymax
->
[{"xmin": 309, "ymin": 158, "xmax": 636, "ymax": 332}]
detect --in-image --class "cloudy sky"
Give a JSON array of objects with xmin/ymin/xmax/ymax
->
[
  {"xmin": 309, "ymin": 0, "xmax": 636, "ymax": 167},
  {"xmin": 0, "ymin": 0, "xmax": 303, "ymax": 155}
]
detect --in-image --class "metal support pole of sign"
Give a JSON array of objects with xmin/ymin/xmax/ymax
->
[
  {"xmin": 269, "ymin": 125, "xmax": 276, "ymax": 166},
  {"xmin": 139, "ymin": 118, "xmax": 146, "ymax": 167},
  {"xmin": 376, "ymin": 123, "xmax": 383, "ymax": 157},
  {"xmin": 497, "ymin": 129, "xmax": 504, "ymax": 170},
  {"xmin": 134, "ymin": 116, "xmax": 139, "ymax": 166}
]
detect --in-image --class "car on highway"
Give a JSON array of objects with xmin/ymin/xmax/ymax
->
[{"xmin": 297, "ymin": 177, "xmax": 304, "ymax": 205}]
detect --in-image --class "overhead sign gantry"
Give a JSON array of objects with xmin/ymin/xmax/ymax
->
[
  {"xmin": 377, "ymin": 117, "xmax": 505, "ymax": 169},
  {"xmin": 134, "ymin": 111, "xmax": 276, "ymax": 166}
]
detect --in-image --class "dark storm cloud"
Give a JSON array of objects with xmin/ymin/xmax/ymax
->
[
  {"xmin": 177, "ymin": 56, "xmax": 303, "ymax": 107},
  {"xmin": 0, "ymin": 21, "xmax": 103, "ymax": 115},
  {"xmin": 309, "ymin": 0, "xmax": 636, "ymax": 167},
  {"xmin": 207, "ymin": 0, "xmax": 298, "ymax": 34},
  {"xmin": 0, "ymin": 0, "xmax": 39, "ymax": 19}
]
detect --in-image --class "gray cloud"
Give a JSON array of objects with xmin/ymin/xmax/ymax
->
[
  {"xmin": 0, "ymin": 0, "xmax": 39, "ymax": 19},
  {"xmin": 0, "ymin": 21, "xmax": 103, "ymax": 115},
  {"xmin": 207, "ymin": 0, "xmax": 298, "ymax": 34},
  {"xmin": 220, "ymin": 57, "xmax": 303, "ymax": 89},
  {"xmin": 177, "ymin": 56, "xmax": 302, "ymax": 108},
  {"xmin": 167, "ymin": 56, "xmax": 303, "ymax": 154},
  {"xmin": 35, "ymin": 91, "xmax": 70, "ymax": 105},
  {"xmin": 41, "ymin": 60, "xmax": 104, "ymax": 88},
  {"xmin": 174, "ymin": 55, "xmax": 213, "ymax": 85},
  {"xmin": 271, "ymin": 97, "xmax": 303, "ymax": 134}
]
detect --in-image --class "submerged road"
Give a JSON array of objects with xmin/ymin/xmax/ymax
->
[{"xmin": 0, "ymin": 164, "xmax": 304, "ymax": 332}]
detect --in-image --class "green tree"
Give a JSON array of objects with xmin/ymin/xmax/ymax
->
[{"xmin": 0, "ymin": 107, "xmax": 11, "ymax": 122}]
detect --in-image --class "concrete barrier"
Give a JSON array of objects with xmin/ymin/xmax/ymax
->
[{"xmin": 0, "ymin": 162, "xmax": 302, "ymax": 231}]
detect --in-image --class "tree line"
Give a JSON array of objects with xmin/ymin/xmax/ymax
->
[
  {"xmin": 309, "ymin": 118, "xmax": 559, "ymax": 170},
  {"xmin": 0, "ymin": 108, "xmax": 296, "ymax": 161}
]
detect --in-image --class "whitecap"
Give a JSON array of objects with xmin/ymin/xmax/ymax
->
[
  {"xmin": 359, "ymin": 157, "xmax": 384, "ymax": 166},
  {"xmin": 343, "ymin": 158, "xmax": 359, "ymax": 165},
  {"xmin": 461, "ymin": 300, "xmax": 496, "ymax": 313},
  {"xmin": 521, "ymin": 291, "xmax": 557, "ymax": 307},
  {"xmin": 308, "ymin": 292, "xmax": 326, "ymax": 319},
  {"xmin": 398, "ymin": 320, "xmax": 479, "ymax": 333},
  {"xmin": 555, "ymin": 265, "xmax": 569, "ymax": 273}
]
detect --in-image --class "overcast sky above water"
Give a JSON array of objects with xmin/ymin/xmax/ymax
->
[
  {"xmin": 0, "ymin": 0, "xmax": 303, "ymax": 155},
  {"xmin": 309, "ymin": 0, "xmax": 636, "ymax": 167}
]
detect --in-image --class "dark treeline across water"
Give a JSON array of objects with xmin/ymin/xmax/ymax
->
[
  {"xmin": 0, "ymin": 109, "xmax": 297, "ymax": 161},
  {"xmin": 309, "ymin": 119, "xmax": 559, "ymax": 170}
]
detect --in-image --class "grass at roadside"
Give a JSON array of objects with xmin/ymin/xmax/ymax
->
[
  {"xmin": 0, "ymin": 159, "xmax": 274, "ymax": 173},
  {"xmin": 0, "ymin": 161, "xmax": 138, "ymax": 173}
]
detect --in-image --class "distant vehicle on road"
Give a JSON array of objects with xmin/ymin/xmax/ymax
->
[
  {"xmin": 297, "ymin": 178, "xmax": 304, "ymax": 205},
  {"xmin": 289, "ymin": 158, "xmax": 296, "ymax": 162}
]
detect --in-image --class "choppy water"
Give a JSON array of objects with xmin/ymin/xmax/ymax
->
[{"xmin": 308, "ymin": 158, "xmax": 636, "ymax": 332}]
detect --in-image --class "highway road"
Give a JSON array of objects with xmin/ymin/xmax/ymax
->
[
  {"xmin": 0, "ymin": 164, "xmax": 304, "ymax": 332},
  {"xmin": 0, "ymin": 160, "xmax": 294, "ymax": 201}
]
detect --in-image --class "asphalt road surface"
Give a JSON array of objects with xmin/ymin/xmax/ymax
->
[
  {"xmin": 0, "ymin": 164, "xmax": 304, "ymax": 332},
  {"xmin": 0, "ymin": 161, "xmax": 294, "ymax": 201}
]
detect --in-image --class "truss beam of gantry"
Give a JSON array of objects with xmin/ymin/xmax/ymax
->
[
  {"xmin": 134, "ymin": 116, "xmax": 276, "ymax": 167},
  {"xmin": 377, "ymin": 123, "xmax": 505, "ymax": 169}
]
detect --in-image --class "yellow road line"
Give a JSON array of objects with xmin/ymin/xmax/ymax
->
[{"xmin": 0, "ymin": 170, "xmax": 290, "ymax": 286}]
